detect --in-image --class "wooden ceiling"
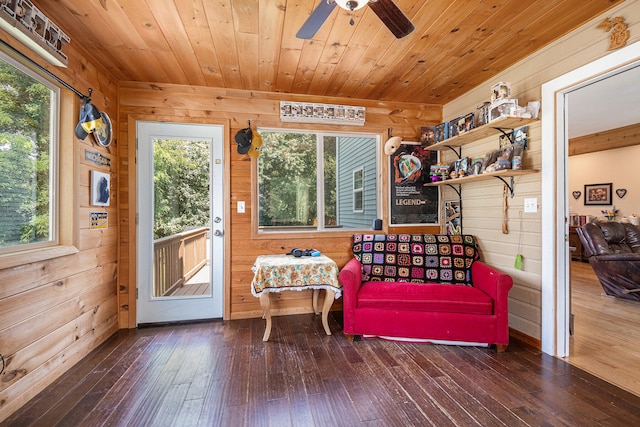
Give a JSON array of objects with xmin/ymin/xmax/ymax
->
[{"xmin": 40, "ymin": 0, "xmax": 623, "ymax": 105}]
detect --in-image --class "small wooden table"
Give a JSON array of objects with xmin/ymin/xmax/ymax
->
[{"xmin": 251, "ymin": 254, "xmax": 342, "ymax": 341}]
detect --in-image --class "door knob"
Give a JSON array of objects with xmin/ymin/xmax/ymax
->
[{"xmin": 214, "ymin": 229, "xmax": 223, "ymax": 236}]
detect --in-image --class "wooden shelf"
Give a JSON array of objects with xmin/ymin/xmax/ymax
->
[
  {"xmin": 425, "ymin": 169, "xmax": 538, "ymax": 198},
  {"xmin": 426, "ymin": 116, "xmax": 538, "ymax": 151},
  {"xmin": 424, "ymin": 169, "xmax": 538, "ymax": 187}
]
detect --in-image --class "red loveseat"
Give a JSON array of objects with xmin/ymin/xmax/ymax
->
[{"xmin": 338, "ymin": 234, "xmax": 514, "ymax": 351}]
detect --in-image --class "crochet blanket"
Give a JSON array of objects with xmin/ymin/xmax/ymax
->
[{"xmin": 351, "ymin": 234, "xmax": 480, "ymax": 285}]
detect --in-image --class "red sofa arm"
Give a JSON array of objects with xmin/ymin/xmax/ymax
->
[
  {"xmin": 338, "ymin": 258, "xmax": 363, "ymax": 334},
  {"xmin": 471, "ymin": 261, "xmax": 513, "ymax": 316}
]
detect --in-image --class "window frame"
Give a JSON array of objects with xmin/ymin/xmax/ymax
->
[
  {"xmin": 352, "ymin": 167, "xmax": 364, "ymax": 213},
  {"xmin": 0, "ymin": 47, "xmax": 77, "ymax": 269},
  {"xmin": 252, "ymin": 128, "xmax": 380, "ymax": 238}
]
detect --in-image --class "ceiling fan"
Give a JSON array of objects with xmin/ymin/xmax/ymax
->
[{"xmin": 296, "ymin": 0, "xmax": 415, "ymax": 40}]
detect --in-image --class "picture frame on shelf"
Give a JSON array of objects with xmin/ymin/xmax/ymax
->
[{"xmin": 584, "ymin": 183, "xmax": 612, "ymax": 205}]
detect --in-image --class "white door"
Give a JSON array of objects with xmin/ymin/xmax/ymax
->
[{"xmin": 137, "ymin": 121, "xmax": 224, "ymax": 324}]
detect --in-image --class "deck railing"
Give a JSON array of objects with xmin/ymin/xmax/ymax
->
[{"xmin": 154, "ymin": 227, "xmax": 209, "ymax": 297}]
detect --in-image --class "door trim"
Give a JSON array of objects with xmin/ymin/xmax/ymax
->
[
  {"xmin": 541, "ymin": 39, "xmax": 640, "ymax": 356},
  {"xmin": 121, "ymin": 115, "xmax": 231, "ymax": 328}
]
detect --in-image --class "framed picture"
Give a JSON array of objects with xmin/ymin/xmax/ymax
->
[
  {"xmin": 584, "ymin": 183, "xmax": 612, "ymax": 205},
  {"xmin": 443, "ymin": 200, "xmax": 461, "ymax": 235},
  {"xmin": 91, "ymin": 170, "xmax": 111, "ymax": 206}
]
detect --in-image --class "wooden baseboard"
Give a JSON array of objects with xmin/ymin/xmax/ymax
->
[{"xmin": 509, "ymin": 328, "xmax": 541, "ymax": 350}]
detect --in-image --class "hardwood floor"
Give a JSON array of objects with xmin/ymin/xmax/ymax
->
[
  {"xmin": 568, "ymin": 260, "xmax": 640, "ymax": 397},
  {"xmin": 4, "ymin": 311, "xmax": 640, "ymax": 426}
]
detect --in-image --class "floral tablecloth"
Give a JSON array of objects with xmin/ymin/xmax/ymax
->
[{"xmin": 251, "ymin": 254, "xmax": 342, "ymax": 299}]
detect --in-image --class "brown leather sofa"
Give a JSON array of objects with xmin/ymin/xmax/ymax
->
[{"xmin": 577, "ymin": 221, "xmax": 640, "ymax": 301}]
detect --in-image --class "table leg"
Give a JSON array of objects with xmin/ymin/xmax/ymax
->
[
  {"xmin": 260, "ymin": 293, "xmax": 272, "ymax": 341},
  {"xmin": 313, "ymin": 289, "xmax": 320, "ymax": 315},
  {"xmin": 321, "ymin": 289, "xmax": 335, "ymax": 336}
]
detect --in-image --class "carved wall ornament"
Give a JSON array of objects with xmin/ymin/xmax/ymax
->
[{"xmin": 597, "ymin": 16, "xmax": 630, "ymax": 50}]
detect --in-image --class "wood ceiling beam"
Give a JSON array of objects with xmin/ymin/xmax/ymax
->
[{"xmin": 569, "ymin": 122, "xmax": 640, "ymax": 156}]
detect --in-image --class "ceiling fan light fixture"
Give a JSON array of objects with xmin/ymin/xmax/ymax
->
[{"xmin": 335, "ymin": 0, "xmax": 369, "ymax": 12}]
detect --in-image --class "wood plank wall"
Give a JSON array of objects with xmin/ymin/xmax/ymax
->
[
  {"xmin": 0, "ymin": 30, "xmax": 119, "ymax": 421},
  {"xmin": 117, "ymin": 81, "xmax": 441, "ymax": 326}
]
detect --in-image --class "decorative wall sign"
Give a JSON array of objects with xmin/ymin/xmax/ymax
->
[
  {"xmin": 85, "ymin": 149, "xmax": 111, "ymax": 167},
  {"xmin": 597, "ymin": 16, "xmax": 630, "ymax": 50},
  {"xmin": 584, "ymin": 183, "xmax": 612, "ymax": 206},
  {"xmin": 616, "ymin": 188, "xmax": 627, "ymax": 198},
  {"xmin": 89, "ymin": 212, "xmax": 108, "ymax": 229},
  {"xmin": 279, "ymin": 101, "xmax": 365, "ymax": 126},
  {"xmin": 572, "ymin": 191, "xmax": 581, "ymax": 199},
  {"xmin": 93, "ymin": 111, "xmax": 113, "ymax": 147},
  {"xmin": 90, "ymin": 170, "xmax": 111, "ymax": 206},
  {"xmin": 389, "ymin": 142, "xmax": 439, "ymax": 226}
]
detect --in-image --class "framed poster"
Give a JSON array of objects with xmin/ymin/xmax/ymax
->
[
  {"xmin": 389, "ymin": 142, "xmax": 439, "ymax": 226},
  {"xmin": 91, "ymin": 170, "xmax": 111, "ymax": 206},
  {"xmin": 584, "ymin": 183, "xmax": 612, "ymax": 205}
]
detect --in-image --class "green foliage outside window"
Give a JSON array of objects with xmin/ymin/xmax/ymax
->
[
  {"xmin": 258, "ymin": 132, "xmax": 318, "ymax": 227},
  {"xmin": 258, "ymin": 131, "xmax": 340, "ymax": 229},
  {"xmin": 153, "ymin": 138, "xmax": 210, "ymax": 239},
  {"xmin": 0, "ymin": 59, "xmax": 52, "ymax": 248}
]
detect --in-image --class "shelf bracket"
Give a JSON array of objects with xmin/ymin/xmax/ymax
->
[
  {"xmin": 444, "ymin": 182, "xmax": 462, "ymax": 199},
  {"xmin": 445, "ymin": 145, "xmax": 462, "ymax": 159},
  {"xmin": 494, "ymin": 176, "xmax": 516, "ymax": 198},
  {"xmin": 493, "ymin": 127, "xmax": 514, "ymax": 144}
]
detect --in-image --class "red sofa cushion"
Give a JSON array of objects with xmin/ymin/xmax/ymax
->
[{"xmin": 357, "ymin": 281, "xmax": 493, "ymax": 315}]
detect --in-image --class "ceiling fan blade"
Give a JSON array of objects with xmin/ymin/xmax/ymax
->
[
  {"xmin": 369, "ymin": 0, "xmax": 415, "ymax": 39},
  {"xmin": 296, "ymin": 1, "xmax": 337, "ymax": 39}
]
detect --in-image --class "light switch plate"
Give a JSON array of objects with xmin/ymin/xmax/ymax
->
[
  {"xmin": 524, "ymin": 197, "xmax": 538, "ymax": 213},
  {"xmin": 237, "ymin": 201, "xmax": 245, "ymax": 213}
]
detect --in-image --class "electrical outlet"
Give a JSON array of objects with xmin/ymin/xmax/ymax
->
[
  {"xmin": 524, "ymin": 197, "xmax": 538, "ymax": 213},
  {"xmin": 237, "ymin": 201, "xmax": 245, "ymax": 214}
]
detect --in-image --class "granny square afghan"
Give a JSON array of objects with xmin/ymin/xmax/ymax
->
[{"xmin": 352, "ymin": 234, "xmax": 480, "ymax": 285}]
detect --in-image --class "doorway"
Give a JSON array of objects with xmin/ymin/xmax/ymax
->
[
  {"xmin": 136, "ymin": 121, "xmax": 225, "ymax": 324},
  {"xmin": 541, "ymin": 39, "xmax": 640, "ymax": 356}
]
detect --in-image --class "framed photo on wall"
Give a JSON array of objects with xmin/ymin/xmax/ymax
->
[
  {"xmin": 584, "ymin": 183, "xmax": 612, "ymax": 205},
  {"xmin": 91, "ymin": 170, "xmax": 111, "ymax": 206}
]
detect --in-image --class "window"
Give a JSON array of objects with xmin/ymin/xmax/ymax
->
[
  {"xmin": 0, "ymin": 52, "xmax": 58, "ymax": 255},
  {"xmin": 257, "ymin": 130, "xmax": 378, "ymax": 232},
  {"xmin": 353, "ymin": 168, "xmax": 363, "ymax": 213}
]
